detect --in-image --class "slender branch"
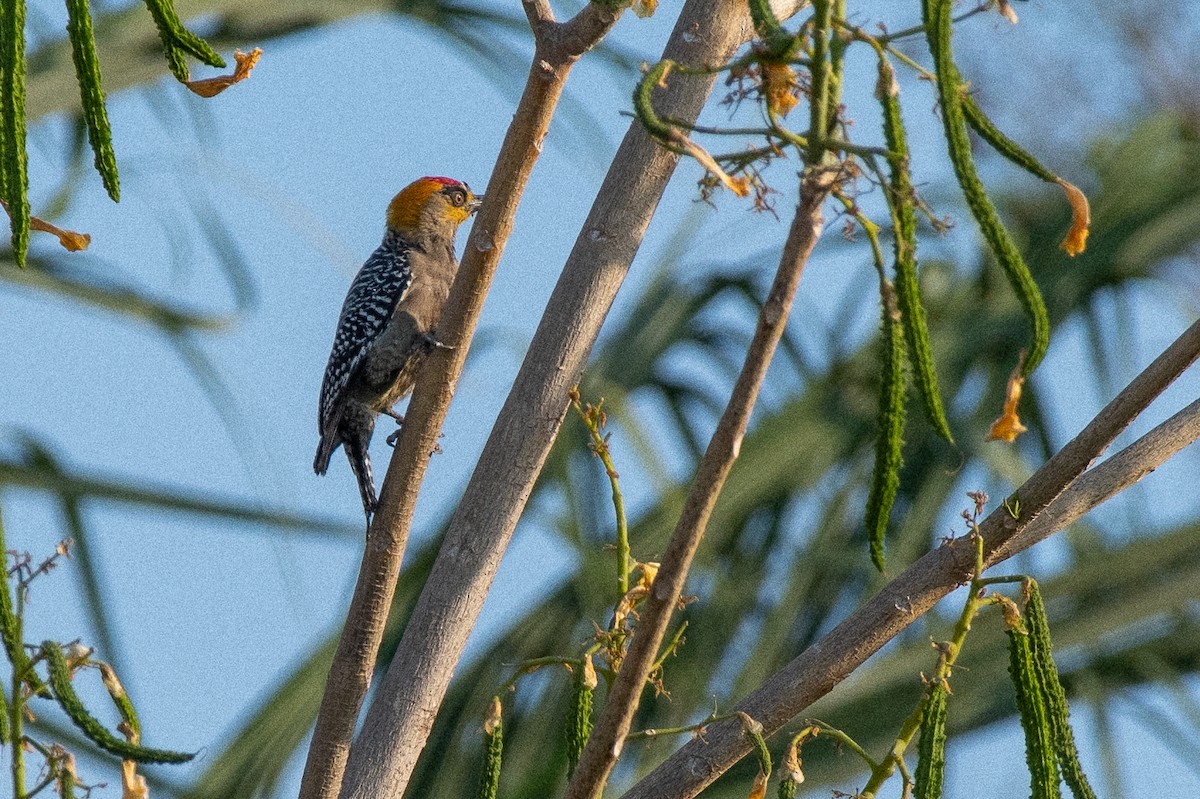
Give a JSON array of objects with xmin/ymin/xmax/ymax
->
[
  {"xmin": 296, "ymin": 5, "xmax": 621, "ymax": 799},
  {"xmin": 866, "ymin": 1, "xmax": 993, "ymax": 43},
  {"xmin": 565, "ymin": 166, "xmax": 839, "ymax": 799},
  {"xmin": 619, "ymin": 317, "xmax": 1200, "ymax": 799}
]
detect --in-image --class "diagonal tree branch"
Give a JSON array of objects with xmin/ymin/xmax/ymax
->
[
  {"xmin": 620, "ymin": 316, "xmax": 1200, "ymax": 799},
  {"xmin": 997, "ymin": 393, "xmax": 1200, "ymax": 561},
  {"xmin": 297, "ymin": 4, "xmax": 622, "ymax": 798},
  {"xmin": 565, "ymin": 166, "xmax": 838, "ymax": 799}
]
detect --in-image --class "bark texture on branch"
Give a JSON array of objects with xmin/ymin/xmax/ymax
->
[
  {"xmin": 298, "ymin": 3, "xmax": 621, "ymax": 798},
  {"xmin": 620, "ymin": 317, "xmax": 1200, "ymax": 799},
  {"xmin": 333, "ymin": 0, "xmax": 772, "ymax": 795}
]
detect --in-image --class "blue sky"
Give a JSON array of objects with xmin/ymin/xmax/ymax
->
[{"xmin": 3, "ymin": 0, "xmax": 1200, "ymax": 796}]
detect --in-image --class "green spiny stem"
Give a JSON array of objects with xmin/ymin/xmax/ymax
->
[
  {"xmin": 566, "ymin": 670, "xmax": 594, "ymax": 778},
  {"xmin": 875, "ymin": 49, "xmax": 953, "ymax": 443},
  {"xmin": 98, "ymin": 660, "xmax": 141, "ymax": 739},
  {"xmin": 1025, "ymin": 582, "xmax": 1097, "ymax": 799},
  {"xmin": 807, "ymin": 0, "xmax": 832, "ymax": 163},
  {"xmin": 570, "ymin": 393, "xmax": 630, "ymax": 597},
  {"xmin": 43, "ymin": 642, "xmax": 194, "ymax": 764},
  {"xmin": 1007, "ymin": 626, "xmax": 1062, "ymax": 799},
  {"xmin": 5, "ymin": 505, "xmax": 22, "ymax": 798},
  {"xmin": 912, "ymin": 683, "xmax": 948, "ymax": 799},
  {"xmin": 827, "ymin": 0, "xmax": 847, "ymax": 130},
  {"xmin": 923, "ymin": 0, "xmax": 1048, "ymax": 375},
  {"xmin": 961, "ymin": 95, "xmax": 1057, "ymax": 183},
  {"xmin": 832, "ymin": 194, "xmax": 906, "ymax": 572},
  {"xmin": 141, "ymin": 0, "xmax": 225, "ymax": 82},
  {"xmin": 1, "ymin": 0, "xmax": 30, "ymax": 266},
  {"xmin": 738, "ymin": 713, "xmax": 772, "ymax": 780},
  {"xmin": 477, "ymin": 699, "xmax": 503, "ymax": 799},
  {"xmin": 633, "ymin": 60, "xmax": 680, "ymax": 146},
  {"xmin": 65, "ymin": 0, "xmax": 119, "ymax": 200},
  {"xmin": 10, "ymin": 664, "xmax": 23, "ymax": 797},
  {"xmin": 864, "ymin": 277, "xmax": 906, "ymax": 572},
  {"xmin": 746, "ymin": 0, "xmax": 792, "ymax": 55}
]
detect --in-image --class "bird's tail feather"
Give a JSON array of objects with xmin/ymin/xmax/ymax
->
[
  {"xmin": 345, "ymin": 433, "xmax": 377, "ymax": 518},
  {"xmin": 313, "ymin": 430, "xmax": 340, "ymax": 475}
]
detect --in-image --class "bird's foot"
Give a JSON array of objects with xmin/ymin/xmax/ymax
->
[
  {"xmin": 422, "ymin": 332, "xmax": 455, "ymax": 351},
  {"xmin": 386, "ymin": 429, "xmax": 401, "ymax": 447}
]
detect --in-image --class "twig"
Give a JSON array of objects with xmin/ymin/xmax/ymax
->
[
  {"xmin": 297, "ymin": 4, "xmax": 623, "ymax": 799},
  {"xmin": 570, "ymin": 391, "xmax": 631, "ymax": 597},
  {"xmin": 619, "ymin": 317, "xmax": 1200, "ymax": 799},
  {"xmin": 564, "ymin": 166, "xmax": 839, "ymax": 799}
]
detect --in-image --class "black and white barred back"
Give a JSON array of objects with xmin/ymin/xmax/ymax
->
[{"xmin": 313, "ymin": 231, "xmax": 412, "ymax": 476}]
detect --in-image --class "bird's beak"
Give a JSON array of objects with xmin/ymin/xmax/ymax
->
[{"xmin": 469, "ymin": 195, "xmax": 484, "ymax": 214}]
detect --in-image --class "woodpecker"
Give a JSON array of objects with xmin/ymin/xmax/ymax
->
[{"xmin": 314, "ymin": 176, "xmax": 482, "ymax": 519}]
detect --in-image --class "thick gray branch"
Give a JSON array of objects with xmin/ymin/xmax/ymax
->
[{"xmin": 620, "ymin": 317, "xmax": 1200, "ymax": 799}]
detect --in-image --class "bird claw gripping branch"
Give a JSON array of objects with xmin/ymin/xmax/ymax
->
[{"xmin": 314, "ymin": 176, "xmax": 483, "ymax": 521}]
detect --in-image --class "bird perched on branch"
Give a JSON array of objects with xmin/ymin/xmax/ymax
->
[{"xmin": 314, "ymin": 176, "xmax": 482, "ymax": 520}]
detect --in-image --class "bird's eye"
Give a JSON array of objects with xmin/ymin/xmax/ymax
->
[{"xmin": 450, "ymin": 190, "xmax": 466, "ymax": 206}]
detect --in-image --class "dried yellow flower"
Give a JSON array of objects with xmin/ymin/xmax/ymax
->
[
  {"xmin": 631, "ymin": 0, "xmax": 657, "ymax": 17},
  {"xmin": 667, "ymin": 130, "xmax": 750, "ymax": 197},
  {"xmin": 2, "ymin": 200, "xmax": 91, "ymax": 251},
  {"xmin": 747, "ymin": 770, "xmax": 768, "ymax": 799},
  {"xmin": 1057, "ymin": 178, "xmax": 1090, "ymax": 256},
  {"xmin": 762, "ymin": 62, "xmax": 799, "ymax": 117},
  {"xmin": 185, "ymin": 48, "xmax": 263, "ymax": 98},
  {"xmin": 484, "ymin": 696, "xmax": 503, "ymax": 735},
  {"xmin": 122, "ymin": 760, "xmax": 149, "ymax": 799},
  {"xmin": 987, "ymin": 367, "xmax": 1028, "ymax": 444}
]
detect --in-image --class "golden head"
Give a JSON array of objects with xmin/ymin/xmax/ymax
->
[{"xmin": 385, "ymin": 177, "xmax": 482, "ymax": 237}]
